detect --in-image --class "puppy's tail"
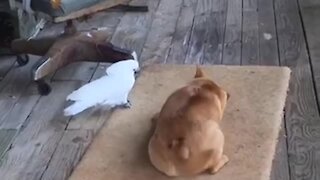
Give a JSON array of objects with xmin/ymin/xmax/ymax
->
[
  {"xmin": 194, "ymin": 65, "xmax": 205, "ymax": 78},
  {"xmin": 178, "ymin": 146, "xmax": 190, "ymax": 160},
  {"xmin": 171, "ymin": 138, "xmax": 216, "ymax": 166},
  {"xmin": 171, "ymin": 138, "xmax": 190, "ymax": 160}
]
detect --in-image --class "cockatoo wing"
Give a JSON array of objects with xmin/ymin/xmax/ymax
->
[
  {"xmin": 64, "ymin": 72, "xmax": 136, "ymax": 116},
  {"xmin": 64, "ymin": 101, "xmax": 90, "ymax": 116},
  {"xmin": 66, "ymin": 75, "xmax": 110, "ymax": 101},
  {"xmin": 98, "ymin": 73, "xmax": 136, "ymax": 105},
  {"xmin": 64, "ymin": 76, "xmax": 117, "ymax": 116}
]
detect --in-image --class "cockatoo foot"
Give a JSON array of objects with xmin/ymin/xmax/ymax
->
[
  {"xmin": 123, "ymin": 100, "xmax": 132, "ymax": 108},
  {"xmin": 134, "ymin": 70, "xmax": 140, "ymax": 79}
]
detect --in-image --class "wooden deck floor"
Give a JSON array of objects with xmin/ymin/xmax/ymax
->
[{"xmin": 0, "ymin": 0, "xmax": 320, "ymax": 179}]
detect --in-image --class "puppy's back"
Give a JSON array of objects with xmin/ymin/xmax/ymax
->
[
  {"xmin": 156, "ymin": 66, "xmax": 225, "ymax": 151},
  {"xmin": 150, "ymin": 66, "xmax": 229, "ymax": 176},
  {"xmin": 159, "ymin": 66, "xmax": 225, "ymax": 120}
]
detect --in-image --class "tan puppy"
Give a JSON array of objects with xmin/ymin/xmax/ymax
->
[{"xmin": 148, "ymin": 66, "xmax": 230, "ymax": 177}]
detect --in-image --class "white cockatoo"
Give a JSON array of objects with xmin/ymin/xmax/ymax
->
[{"xmin": 64, "ymin": 52, "xmax": 140, "ymax": 116}]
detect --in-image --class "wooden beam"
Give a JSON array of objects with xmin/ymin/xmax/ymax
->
[{"xmin": 54, "ymin": 0, "xmax": 139, "ymax": 23}]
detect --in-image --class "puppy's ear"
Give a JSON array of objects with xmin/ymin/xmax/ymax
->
[
  {"xmin": 194, "ymin": 65, "xmax": 205, "ymax": 78},
  {"xmin": 179, "ymin": 146, "xmax": 190, "ymax": 160}
]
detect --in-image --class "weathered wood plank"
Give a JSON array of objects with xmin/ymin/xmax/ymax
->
[
  {"xmin": 202, "ymin": 0, "xmax": 227, "ymax": 65},
  {"xmin": 243, "ymin": 0, "xmax": 257, "ymax": 11},
  {"xmin": 0, "ymin": 56, "xmax": 39, "ymax": 127},
  {"xmin": 275, "ymin": 0, "xmax": 320, "ymax": 179},
  {"xmin": 298, "ymin": 3, "xmax": 320, "ymax": 111},
  {"xmin": 0, "ymin": 83, "xmax": 41, "ymax": 129},
  {"xmin": 258, "ymin": 0, "xmax": 279, "ymax": 66},
  {"xmin": 242, "ymin": 0, "xmax": 258, "ymax": 65},
  {"xmin": 195, "ymin": 0, "xmax": 215, "ymax": 14},
  {"xmin": 0, "ymin": 56, "xmax": 35, "ymax": 92},
  {"xmin": 0, "ymin": 129, "xmax": 16, "ymax": 159},
  {"xmin": 166, "ymin": 0, "xmax": 197, "ymax": 64},
  {"xmin": 140, "ymin": 0, "xmax": 183, "ymax": 65},
  {"xmin": 270, "ymin": 120, "xmax": 290, "ymax": 180},
  {"xmin": 223, "ymin": 0, "xmax": 242, "ymax": 65},
  {"xmin": 111, "ymin": 0, "xmax": 161, "ymax": 56},
  {"xmin": 41, "ymin": 130, "xmax": 94, "ymax": 180},
  {"xmin": 185, "ymin": 0, "xmax": 217, "ymax": 64},
  {"xmin": 0, "ymin": 56, "xmax": 15, "ymax": 80},
  {"xmin": 0, "ymin": 81, "xmax": 80, "ymax": 180},
  {"xmin": 185, "ymin": 13, "xmax": 208, "ymax": 64},
  {"xmin": 241, "ymin": 10, "xmax": 259, "ymax": 65},
  {"xmin": 67, "ymin": 102, "xmax": 113, "ymax": 133},
  {"xmin": 298, "ymin": 0, "xmax": 320, "ymax": 8},
  {"xmin": 275, "ymin": 0, "xmax": 301, "ymax": 67},
  {"xmin": 284, "ymin": 62, "xmax": 320, "ymax": 180},
  {"xmin": 202, "ymin": 12, "xmax": 225, "ymax": 65}
]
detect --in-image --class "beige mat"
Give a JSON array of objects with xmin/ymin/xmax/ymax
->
[{"xmin": 69, "ymin": 64, "xmax": 291, "ymax": 180}]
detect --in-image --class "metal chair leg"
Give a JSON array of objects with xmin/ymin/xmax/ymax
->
[
  {"xmin": 16, "ymin": 54, "xmax": 29, "ymax": 66},
  {"xmin": 35, "ymin": 79, "xmax": 51, "ymax": 96}
]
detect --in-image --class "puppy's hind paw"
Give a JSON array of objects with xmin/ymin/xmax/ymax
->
[{"xmin": 209, "ymin": 155, "xmax": 229, "ymax": 174}]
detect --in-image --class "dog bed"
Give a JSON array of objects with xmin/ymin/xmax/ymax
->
[{"xmin": 69, "ymin": 64, "xmax": 291, "ymax": 180}]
